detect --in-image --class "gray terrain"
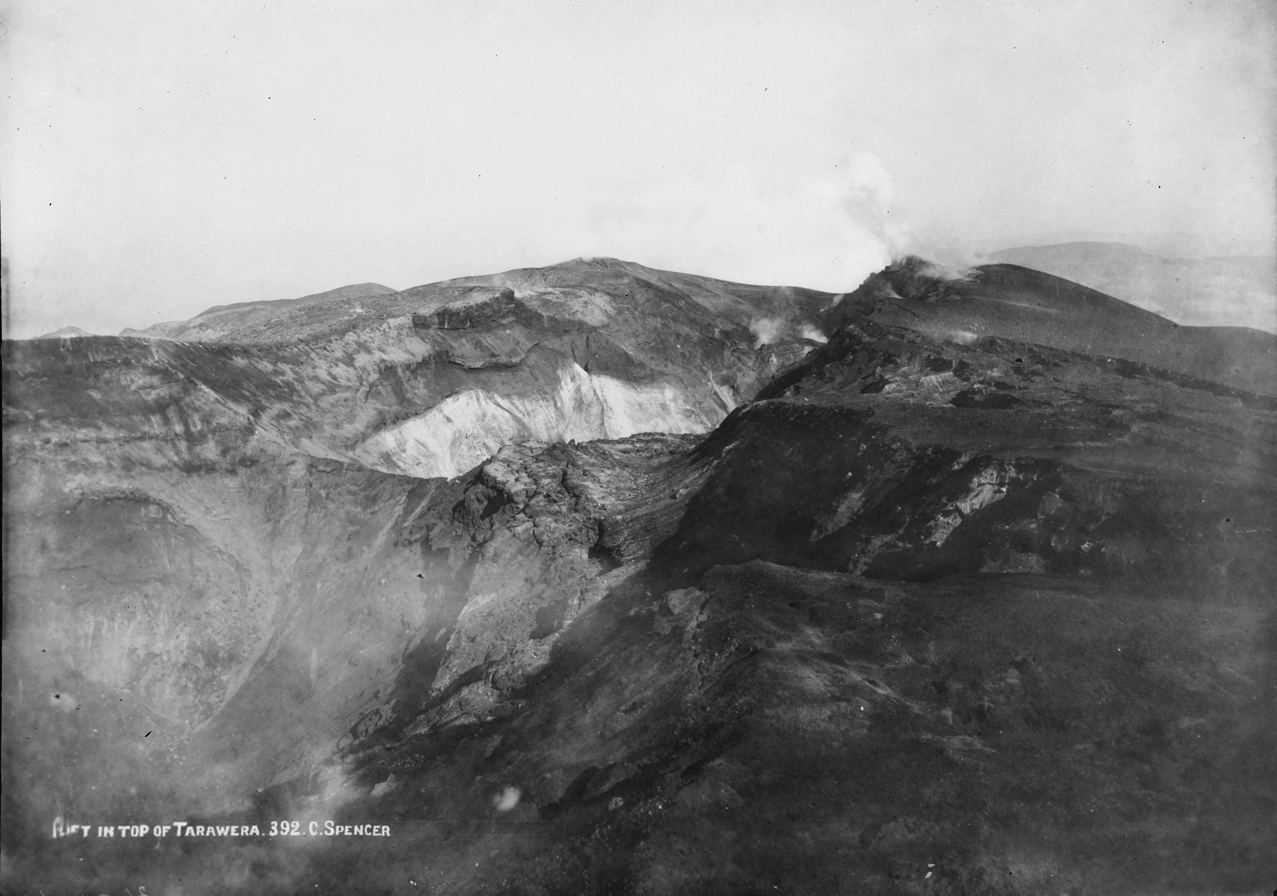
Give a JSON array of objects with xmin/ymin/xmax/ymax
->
[
  {"xmin": 987, "ymin": 242, "xmax": 1277, "ymax": 334},
  {"xmin": 3, "ymin": 256, "xmax": 1275, "ymax": 894}
]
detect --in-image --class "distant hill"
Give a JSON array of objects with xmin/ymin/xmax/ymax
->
[
  {"xmin": 119, "ymin": 282, "xmax": 398, "ymax": 340},
  {"xmin": 33, "ymin": 326, "xmax": 93, "ymax": 339},
  {"xmin": 987, "ymin": 242, "xmax": 1277, "ymax": 334}
]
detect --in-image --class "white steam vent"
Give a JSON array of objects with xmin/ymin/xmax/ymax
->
[
  {"xmin": 799, "ymin": 324, "xmax": 829, "ymax": 344},
  {"xmin": 749, "ymin": 317, "xmax": 785, "ymax": 348},
  {"xmin": 493, "ymin": 787, "xmax": 521, "ymax": 812}
]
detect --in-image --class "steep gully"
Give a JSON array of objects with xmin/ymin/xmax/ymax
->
[{"xmin": 3, "ymin": 257, "xmax": 1276, "ymax": 894}]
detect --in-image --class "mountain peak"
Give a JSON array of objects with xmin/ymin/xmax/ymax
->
[
  {"xmin": 33, "ymin": 326, "xmax": 93, "ymax": 339},
  {"xmin": 986, "ymin": 241, "xmax": 1277, "ymax": 332}
]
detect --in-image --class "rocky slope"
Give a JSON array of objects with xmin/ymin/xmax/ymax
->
[
  {"xmin": 13, "ymin": 259, "xmax": 833, "ymax": 480},
  {"xmin": 3, "ymin": 258, "xmax": 1275, "ymax": 895},
  {"xmin": 1, "ymin": 257, "xmax": 831, "ymax": 859},
  {"xmin": 823, "ymin": 256, "xmax": 1277, "ymax": 398}
]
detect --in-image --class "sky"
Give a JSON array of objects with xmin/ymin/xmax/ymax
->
[{"xmin": 2, "ymin": 0, "xmax": 1274, "ymax": 338}]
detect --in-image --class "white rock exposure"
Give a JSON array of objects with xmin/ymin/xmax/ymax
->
[{"xmin": 354, "ymin": 363, "xmax": 715, "ymax": 479}]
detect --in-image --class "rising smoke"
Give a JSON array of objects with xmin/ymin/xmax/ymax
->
[
  {"xmin": 799, "ymin": 324, "xmax": 829, "ymax": 344},
  {"xmin": 749, "ymin": 318, "xmax": 829, "ymax": 347},
  {"xmin": 749, "ymin": 317, "xmax": 785, "ymax": 348},
  {"xmin": 586, "ymin": 150, "xmax": 923, "ymax": 294},
  {"xmin": 838, "ymin": 150, "xmax": 911, "ymax": 259}
]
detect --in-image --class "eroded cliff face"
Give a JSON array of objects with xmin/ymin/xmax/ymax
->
[
  {"xmin": 6, "ymin": 259, "xmax": 832, "ymax": 483},
  {"xmin": 4, "ymin": 258, "xmax": 1276, "ymax": 895},
  {"xmin": 352, "ymin": 364, "xmax": 715, "ymax": 479}
]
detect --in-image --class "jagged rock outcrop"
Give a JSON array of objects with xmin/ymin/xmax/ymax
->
[{"xmin": 411, "ymin": 287, "xmax": 520, "ymax": 330}]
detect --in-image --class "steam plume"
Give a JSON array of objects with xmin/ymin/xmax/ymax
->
[
  {"xmin": 749, "ymin": 317, "xmax": 785, "ymax": 347},
  {"xmin": 799, "ymin": 324, "xmax": 828, "ymax": 344}
]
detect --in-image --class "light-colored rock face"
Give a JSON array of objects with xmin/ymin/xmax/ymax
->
[{"xmin": 352, "ymin": 363, "xmax": 718, "ymax": 479}]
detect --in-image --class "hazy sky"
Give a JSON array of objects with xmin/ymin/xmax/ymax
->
[{"xmin": 2, "ymin": 0, "xmax": 1274, "ymax": 338}]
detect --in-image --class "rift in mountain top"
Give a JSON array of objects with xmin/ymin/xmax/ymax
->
[{"xmin": 3, "ymin": 254, "xmax": 1275, "ymax": 895}]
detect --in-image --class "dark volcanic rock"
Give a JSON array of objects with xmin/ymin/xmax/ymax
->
[
  {"xmin": 660, "ymin": 319, "xmax": 1277, "ymax": 594},
  {"xmin": 411, "ymin": 287, "xmax": 520, "ymax": 330},
  {"xmin": 3, "ymin": 257, "xmax": 1275, "ymax": 895},
  {"xmin": 825, "ymin": 256, "xmax": 1277, "ymax": 397}
]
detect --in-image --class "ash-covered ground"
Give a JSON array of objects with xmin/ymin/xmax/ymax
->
[{"xmin": 4, "ymin": 258, "xmax": 1275, "ymax": 894}]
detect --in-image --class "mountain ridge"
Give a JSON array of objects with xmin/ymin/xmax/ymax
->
[
  {"xmin": 118, "ymin": 282, "xmax": 399, "ymax": 340},
  {"xmin": 823, "ymin": 256, "xmax": 1277, "ymax": 397},
  {"xmin": 987, "ymin": 241, "xmax": 1277, "ymax": 334},
  {"xmin": 4, "ymin": 255, "xmax": 1274, "ymax": 894}
]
